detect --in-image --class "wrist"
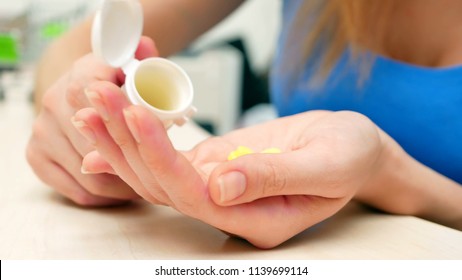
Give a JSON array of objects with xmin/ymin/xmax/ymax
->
[
  {"xmin": 355, "ymin": 129, "xmax": 462, "ymax": 230},
  {"xmin": 354, "ymin": 129, "xmax": 425, "ymax": 216}
]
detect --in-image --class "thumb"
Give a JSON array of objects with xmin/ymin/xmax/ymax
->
[
  {"xmin": 208, "ymin": 150, "xmax": 335, "ymax": 206},
  {"xmin": 117, "ymin": 36, "xmax": 159, "ymax": 82},
  {"xmin": 135, "ymin": 36, "xmax": 159, "ymax": 59}
]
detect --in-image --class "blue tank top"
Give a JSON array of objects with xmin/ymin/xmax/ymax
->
[{"xmin": 271, "ymin": 0, "xmax": 462, "ymax": 184}]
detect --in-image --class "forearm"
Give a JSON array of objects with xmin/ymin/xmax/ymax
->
[
  {"xmin": 355, "ymin": 131, "xmax": 462, "ymax": 230},
  {"xmin": 34, "ymin": 0, "xmax": 244, "ymax": 111},
  {"xmin": 140, "ymin": 0, "xmax": 244, "ymax": 56}
]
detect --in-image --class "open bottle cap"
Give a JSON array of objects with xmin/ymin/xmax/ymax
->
[
  {"xmin": 90, "ymin": 0, "xmax": 196, "ymax": 128},
  {"xmin": 91, "ymin": 0, "xmax": 143, "ymax": 70}
]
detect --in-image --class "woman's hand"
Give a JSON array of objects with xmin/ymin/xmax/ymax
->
[
  {"xmin": 26, "ymin": 37, "xmax": 157, "ymax": 206},
  {"xmin": 73, "ymin": 80, "xmax": 384, "ymax": 247}
]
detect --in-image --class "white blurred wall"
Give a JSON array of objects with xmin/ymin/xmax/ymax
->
[{"xmin": 192, "ymin": 0, "xmax": 281, "ymax": 74}]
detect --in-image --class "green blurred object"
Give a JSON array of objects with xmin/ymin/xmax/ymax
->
[
  {"xmin": 41, "ymin": 22, "xmax": 69, "ymax": 39},
  {"xmin": 0, "ymin": 33, "xmax": 20, "ymax": 66}
]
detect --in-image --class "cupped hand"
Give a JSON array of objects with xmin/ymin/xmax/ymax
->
[
  {"xmin": 26, "ymin": 37, "xmax": 157, "ymax": 206},
  {"xmin": 74, "ymin": 81, "xmax": 383, "ymax": 247}
]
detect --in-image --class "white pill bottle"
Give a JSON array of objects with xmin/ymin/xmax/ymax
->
[{"xmin": 91, "ymin": 0, "xmax": 196, "ymax": 128}]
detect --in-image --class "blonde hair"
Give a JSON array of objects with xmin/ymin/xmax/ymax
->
[{"xmin": 281, "ymin": 0, "xmax": 393, "ymax": 90}]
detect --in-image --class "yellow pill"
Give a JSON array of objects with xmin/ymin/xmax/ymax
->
[
  {"xmin": 227, "ymin": 146, "xmax": 254, "ymax": 161},
  {"xmin": 261, "ymin": 147, "xmax": 282, "ymax": 154}
]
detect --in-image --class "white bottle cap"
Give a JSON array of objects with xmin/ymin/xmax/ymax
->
[
  {"xmin": 91, "ymin": 0, "xmax": 196, "ymax": 127},
  {"xmin": 91, "ymin": 0, "xmax": 143, "ymax": 70}
]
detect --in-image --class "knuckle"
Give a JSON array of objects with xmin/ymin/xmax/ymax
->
[
  {"xmin": 114, "ymin": 136, "xmax": 133, "ymax": 152},
  {"xmin": 41, "ymin": 88, "xmax": 57, "ymax": 113},
  {"xmin": 30, "ymin": 119, "xmax": 46, "ymax": 141},
  {"xmin": 25, "ymin": 141, "xmax": 41, "ymax": 169},
  {"xmin": 260, "ymin": 161, "xmax": 288, "ymax": 197},
  {"xmin": 65, "ymin": 79, "xmax": 86, "ymax": 109},
  {"xmin": 141, "ymin": 153, "xmax": 160, "ymax": 170},
  {"xmin": 141, "ymin": 148, "xmax": 175, "ymax": 172},
  {"xmin": 32, "ymin": 120, "xmax": 43, "ymax": 138}
]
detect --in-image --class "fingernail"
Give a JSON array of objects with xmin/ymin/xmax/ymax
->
[
  {"xmin": 71, "ymin": 117, "xmax": 96, "ymax": 145},
  {"xmin": 81, "ymin": 165, "xmax": 92, "ymax": 174},
  {"xmin": 123, "ymin": 108, "xmax": 141, "ymax": 143},
  {"xmin": 84, "ymin": 89, "xmax": 109, "ymax": 121},
  {"xmin": 217, "ymin": 171, "xmax": 246, "ymax": 202}
]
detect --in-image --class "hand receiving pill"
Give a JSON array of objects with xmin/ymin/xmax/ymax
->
[{"xmin": 227, "ymin": 146, "xmax": 281, "ymax": 161}]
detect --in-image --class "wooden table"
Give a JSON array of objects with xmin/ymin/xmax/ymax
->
[{"xmin": 1, "ymin": 97, "xmax": 461, "ymax": 259}]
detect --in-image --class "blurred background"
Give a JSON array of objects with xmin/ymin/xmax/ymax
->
[{"xmin": 0, "ymin": 0, "xmax": 281, "ymax": 135}]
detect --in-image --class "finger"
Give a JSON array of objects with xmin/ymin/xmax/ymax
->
[
  {"xmin": 49, "ymin": 123, "xmax": 139, "ymax": 201},
  {"xmin": 122, "ymin": 105, "xmax": 209, "ymax": 217},
  {"xmin": 84, "ymin": 81, "xmax": 172, "ymax": 205},
  {"xmin": 44, "ymin": 54, "xmax": 120, "ymax": 159},
  {"xmin": 82, "ymin": 150, "xmax": 116, "ymax": 175},
  {"xmin": 117, "ymin": 36, "xmax": 159, "ymax": 84},
  {"xmin": 31, "ymin": 111, "xmax": 138, "ymax": 201},
  {"xmin": 64, "ymin": 54, "xmax": 121, "ymax": 111},
  {"xmin": 73, "ymin": 107, "xmax": 166, "ymax": 205},
  {"xmin": 208, "ymin": 145, "xmax": 346, "ymax": 206},
  {"xmin": 136, "ymin": 36, "xmax": 159, "ymax": 59},
  {"xmin": 41, "ymin": 79, "xmax": 94, "ymax": 159},
  {"xmin": 26, "ymin": 144, "xmax": 125, "ymax": 207},
  {"xmin": 65, "ymin": 36, "xmax": 158, "ymax": 155}
]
